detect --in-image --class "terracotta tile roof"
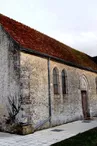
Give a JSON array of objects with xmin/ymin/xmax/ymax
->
[{"xmin": 0, "ymin": 13, "xmax": 97, "ymax": 71}]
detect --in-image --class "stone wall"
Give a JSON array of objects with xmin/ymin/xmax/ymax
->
[
  {"xmin": 0, "ymin": 25, "xmax": 9, "ymax": 127},
  {"xmin": 1, "ymin": 24, "xmax": 97, "ymax": 134},
  {"xmin": 0, "ymin": 26, "xmax": 97, "ymax": 132},
  {"xmin": 1, "ymin": 25, "xmax": 97, "ymax": 132},
  {"xmin": 20, "ymin": 52, "xmax": 97, "ymax": 129},
  {"xmin": 0, "ymin": 26, "xmax": 20, "ymax": 131},
  {"xmin": 20, "ymin": 52, "xmax": 49, "ymax": 129},
  {"xmin": 50, "ymin": 61, "xmax": 97, "ymax": 126}
]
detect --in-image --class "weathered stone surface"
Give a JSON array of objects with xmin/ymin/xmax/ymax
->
[
  {"xmin": 15, "ymin": 124, "xmax": 34, "ymax": 135},
  {"xmin": 20, "ymin": 52, "xmax": 97, "ymax": 130},
  {"xmin": 0, "ymin": 26, "xmax": 21, "ymax": 131},
  {"xmin": 50, "ymin": 61, "xmax": 97, "ymax": 126},
  {"xmin": 0, "ymin": 25, "xmax": 97, "ymax": 134},
  {"xmin": 20, "ymin": 52, "xmax": 49, "ymax": 129}
]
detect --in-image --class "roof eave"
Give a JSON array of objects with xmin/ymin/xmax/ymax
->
[
  {"xmin": 20, "ymin": 46, "xmax": 97, "ymax": 74},
  {"xmin": 1, "ymin": 24, "xmax": 97, "ymax": 73}
]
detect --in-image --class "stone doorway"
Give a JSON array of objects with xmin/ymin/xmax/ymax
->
[{"xmin": 81, "ymin": 90, "xmax": 90, "ymax": 120}]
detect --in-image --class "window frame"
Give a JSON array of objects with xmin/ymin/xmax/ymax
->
[
  {"xmin": 61, "ymin": 69, "xmax": 66, "ymax": 95},
  {"xmin": 95, "ymin": 77, "xmax": 97, "ymax": 93},
  {"xmin": 53, "ymin": 67, "xmax": 59, "ymax": 94}
]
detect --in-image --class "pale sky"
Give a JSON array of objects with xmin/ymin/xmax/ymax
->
[{"xmin": 0, "ymin": 0, "xmax": 97, "ymax": 56}]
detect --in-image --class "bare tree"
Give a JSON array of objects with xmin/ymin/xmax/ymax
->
[{"xmin": 6, "ymin": 95, "xmax": 22, "ymax": 124}]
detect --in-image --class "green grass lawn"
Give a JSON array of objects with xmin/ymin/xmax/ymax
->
[{"xmin": 52, "ymin": 127, "xmax": 97, "ymax": 146}]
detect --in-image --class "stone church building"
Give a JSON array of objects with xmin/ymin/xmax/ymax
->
[{"xmin": 0, "ymin": 14, "xmax": 97, "ymax": 134}]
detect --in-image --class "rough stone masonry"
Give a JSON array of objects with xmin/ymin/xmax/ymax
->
[{"xmin": 0, "ymin": 14, "xmax": 97, "ymax": 134}]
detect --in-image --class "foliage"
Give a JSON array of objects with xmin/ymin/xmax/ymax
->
[{"xmin": 52, "ymin": 127, "xmax": 97, "ymax": 146}]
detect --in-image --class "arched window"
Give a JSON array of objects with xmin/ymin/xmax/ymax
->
[
  {"xmin": 95, "ymin": 77, "xmax": 97, "ymax": 93},
  {"xmin": 53, "ymin": 67, "xmax": 59, "ymax": 94},
  {"xmin": 62, "ymin": 70, "xmax": 66, "ymax": 94}
]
